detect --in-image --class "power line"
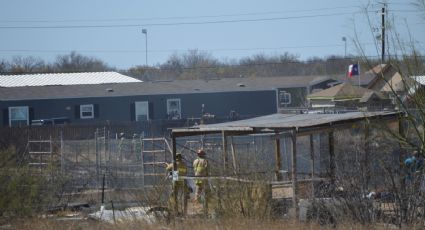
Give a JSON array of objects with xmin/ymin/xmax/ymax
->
[
  {"xmin": 389, "ymin": 9, "xmax": 425, "ymax": 12},
  {"xmin": 0, "ymin": 43, "xmax": 387, "ymax": 57},
  {"xmin": 0, "ymin": 6, "xmax": 360, "ymax": 24},
  {"xmin": 0, "ymin": 12, "xmax": 360, "ymax": 30},
  {"xmin": 0, "ymin": 44, "xmax": 352, "ymax": 54},
  {"xmin": 2, "ymin": 41, "xmax": 420, "ymax": 55}
]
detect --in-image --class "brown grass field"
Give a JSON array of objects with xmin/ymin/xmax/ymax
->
[
  {"xmin": 5, "ymin": 217, "xmax": 414, "ymax": 230},
  {"xmin": 4, "ymin": 218, "xmax": 343, "ymax": 230}
]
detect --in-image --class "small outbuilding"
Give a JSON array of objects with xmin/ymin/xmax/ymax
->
[{"xmin": 170, "ymin": 111, "xmax": 402, "ymax": 217}]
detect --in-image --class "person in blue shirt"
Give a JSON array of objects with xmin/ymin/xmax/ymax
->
[{"xmin": 404, "ymin": 150, "xmax": 423, "ymax": 185}]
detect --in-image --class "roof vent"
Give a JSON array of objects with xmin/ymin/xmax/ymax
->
[
  {"xmin": 237, "ymin": 83, "xmax": 246, "ymax": 87},
  {"xmin": 106, "ymin": 88, "xmax": 114, "ymax": 92},
  {"xmin": 152, "ymin": 80, "xmax": 173, "ymax": 83},
  {"xmin": 194, "ymin": 88, "xmax": 200, "ymax": 91}
]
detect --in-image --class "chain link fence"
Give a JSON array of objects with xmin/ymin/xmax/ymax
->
[{"xmin": 53, "ymin": 128, "xmax": 336, "ymax": 194}]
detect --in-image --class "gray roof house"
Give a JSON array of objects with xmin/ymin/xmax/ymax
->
[{"xmin": 0, "ymin": 72, "xmax": 336, "ymax": 128}]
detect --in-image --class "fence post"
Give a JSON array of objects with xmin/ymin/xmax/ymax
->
[
  {"xmin": 275, "ymin": 132, "xmax": 282, "ymax": 181},
  {"xmin": 172, "ymin": 135, "xmax": 178, "ymax": 215},
  {"xmin": 291, "ymin": 129, "xmax": 299, "ymax": 219},
  {"xmin": 95, "ymin": 129, "xmax": 99, "ymax": 184},
  {"xmin": 222, "ymin": 131, "xmax": 229, "ymax": 175},
  {"xmin": 141, "ymin": 132, "xmax": 145, "ymax": 188},
  {"xmin": 329, "ymin": 131, "xmax": 336, "ymax": 186},
  {"xmin": 310, "ymin": 134, "xmax": 315, "ymax": 198},
  {"xmin": 60, "ymin": 131, "xmax": 64, "ymax": 174}
]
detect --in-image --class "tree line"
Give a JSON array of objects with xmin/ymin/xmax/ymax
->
[
  {"xmin": 0, "ymin": 51, "xmax": 112, "ymax": 74},
  {"xmin": 0, "ymin": 49, "xmax": 422, "ymax": 81}
]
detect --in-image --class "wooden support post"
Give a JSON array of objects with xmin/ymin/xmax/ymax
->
[
  {"xmin": 364, "ymin": 123, "xmax": 370, "ymax": 192},
  {"xmin": 222, "ymin": 131, "xmax": 228, "ymax": 175},
  {"xmin": 398, "ymin": 116, "xmax": 410, "ymax": 222},
  {"xmin": 230, "ymin": 137, "xmax": 238, "ymax": 175},
  {"xmin": 398, "ymin": 118, "xmax": 406, "ymax": 160},
  {"xmin": 398, "ymin": 118, "xmax": 406, "ymax": 189},
  {"xmin": 172, "ymin": 135, "xmax": 178, "ymax": 214},
  {"xmin": 310, "ymin": 134, "xmax": 315, "ymax": 198},
  {"xmin": 275, "ymin": 133, "xmax": 283, "ymax": 181},
  {"xmin": 328, "ymin": 131, "xmax": 336, "ymax": 186},
  {"xmin": 291, "ymin": 129, "xmax": 299, "ymax": 218}
]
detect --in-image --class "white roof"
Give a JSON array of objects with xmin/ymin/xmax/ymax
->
[
  {"xmin": 0, "ymin": 72, "xmax": 142, "ymax": 87},
  {"xmin": 413, "ymin": 76, "xmax": 425, "ymax": 85}
]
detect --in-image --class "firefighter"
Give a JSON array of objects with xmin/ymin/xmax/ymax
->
[
  {"xmin": 193, "ymin": 149, "xmax": 209, "ymax": 203},
  {"xmin": 404, "ymin": 150, "xmax": 424, "ymax": 187},
  {"xmin": 166, "ymin": 152, "xmax": 189, "ymax": 215}
]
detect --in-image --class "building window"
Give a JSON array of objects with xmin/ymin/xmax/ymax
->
[
  {"xmin": 278, "ymin": 90, "xmax": 291, "ymax": 107},
  {"xmin": 167, "ymin": 98, "xmax": 181, "ymax": 120},
  {"xmin": 135, "ymin": 101, "xmax": 149, "ymax": 121},
  {"xmin": 80, "ymin": 104, "xmax": 94, "ymax": 119},
  {"xmin": 9, "ymin": 106, "xmax": 29, "ymax": 126}
]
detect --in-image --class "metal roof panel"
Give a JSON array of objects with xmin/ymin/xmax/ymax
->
[
  {"xmin": 0, "ymin": 75, "xmax": 332, "ymax": 101},
  {"xmin": 172, "ymin": 111, "xmax": 399, "ymax": 134},
  {"xmin": 0, "ymin": 72, "xmax": 142, "ymax": 87}
]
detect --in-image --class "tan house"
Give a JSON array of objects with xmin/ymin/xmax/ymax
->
[
  {"xmin": 307, "ymin": 82, "xmax": 393, "ymax": 112},
  {"xmin": 366, "ymin": 64, "xmax": 407, "ymax": 93}
]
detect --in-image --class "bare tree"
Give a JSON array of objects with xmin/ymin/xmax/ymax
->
[
  {"xmin": 181, "ymin": 49, "xmax": 218, "ymax": 68},
  {"xmin": 0, "ymin": 60, "xmax": 7, "ymax": 73},
  {"xmin": 54, "ymin": 51, "xmax": 112, "ymax": 72},
  {"xmin": 8, "ymin": 56, "xmax": 47, "ymax": 74},
  {"xmin": 156, "ymin": 50, "xmax": 219, "ymax": 79},
  {"xmin": 323, "ymin": 1, "xmax": 425, "ymax": 227}
]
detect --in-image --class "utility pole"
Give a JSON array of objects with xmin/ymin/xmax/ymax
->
[
  {"xmin": 142, "ymin": 29, "xmax": 148, "ymax": 66},
  {"xmin": 381, "ymin": 4, "xmax": 386, "ymax": 63}
]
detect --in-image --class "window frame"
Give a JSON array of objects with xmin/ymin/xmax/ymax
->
[
  {"xmin": 166, "ymin": 98, "xmax": 182, "ymax": 120},
  {"xmin": 8, "ymin": 106, "xmax": 29, "ymax": 126},
  {"xmin": 281, "ymin": 92, "xmax": 292, "ymax": 105},
  {"xmin": 80, "ymin": 104, "xmax": 94, "ymax": 119},
  {"xmin": 135, "ymin": 101, "xmax": 149, "ymax": 121},
  {"xmin": 276, "ymin": 89, "xmax": 292, "ymax": 108}
]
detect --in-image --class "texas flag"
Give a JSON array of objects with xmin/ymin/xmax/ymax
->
[{"xmin": 348, "ymin": 64, "xmax": 360, "ymax": 77}]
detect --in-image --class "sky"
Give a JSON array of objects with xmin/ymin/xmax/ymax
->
[{"xmin": 0, "ymin": 0, "xmax": 424, "ymax": 69}]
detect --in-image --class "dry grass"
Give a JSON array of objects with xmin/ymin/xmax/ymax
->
[
  {"xmin": 4, "ymin": 218, "xmax": 317, "ymax": 230},
  {"xmin": 4, "ymin": 217, "xmax": 411, "ymax": 230}
]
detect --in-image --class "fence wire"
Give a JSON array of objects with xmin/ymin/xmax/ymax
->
[
  {"xmin": 56, "ymin": 129, "xmax": 338, "ymax": 193},
  {"xmin": 28, "ymin": 123, "xmax": 402, "ymax": 200}
]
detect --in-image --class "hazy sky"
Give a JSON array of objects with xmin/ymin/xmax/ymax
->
[{"xmin": 0, "ymin": 0, "xmax": 423, "ymax": 69}]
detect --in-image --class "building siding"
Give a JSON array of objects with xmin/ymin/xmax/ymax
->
[
  {"xmin": 0, "ymin": 90, "xmax": 278, "ymax": 127},
  {"xmin": 276, "ymin": 87, "xmax": 308, "ymax": 108}
]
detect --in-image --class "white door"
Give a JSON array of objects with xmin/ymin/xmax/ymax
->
[{"xmin": 135, "ymin": 101, "xmax": 149, "ymax": 121}]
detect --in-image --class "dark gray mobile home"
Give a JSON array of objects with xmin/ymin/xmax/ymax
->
[{"xmin": 0, "ymin": 75, "xmax": 336, "ymax": 127}]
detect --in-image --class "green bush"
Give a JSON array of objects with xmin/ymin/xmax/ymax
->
[{"xmin": 0, "ymin": 147, "xmax": 61, "ymax": 218}]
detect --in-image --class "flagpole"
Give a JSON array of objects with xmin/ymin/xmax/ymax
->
[
  {"xmin": 346, "ymin": 65, "xmax": 349, "ymax": 81},
  {"xmin": 358, "ymin": 62, "xmax": 360, "ymax": 87}
]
